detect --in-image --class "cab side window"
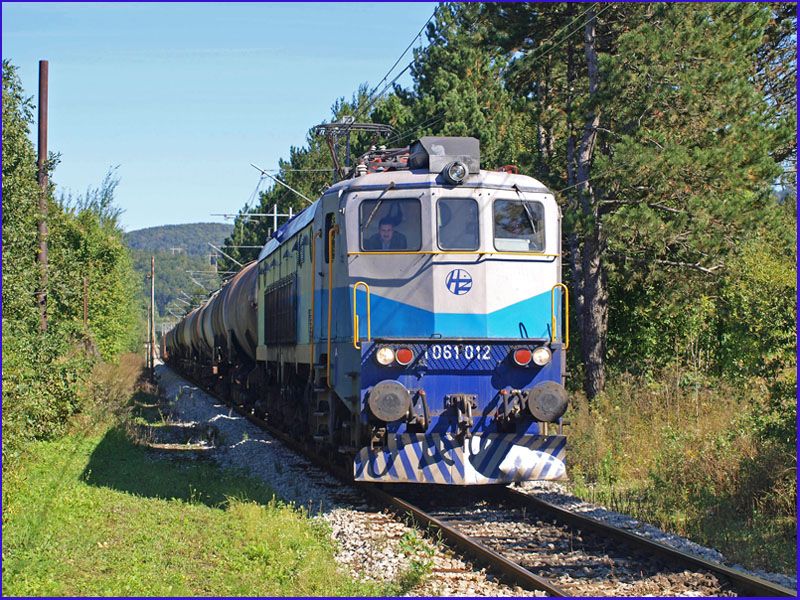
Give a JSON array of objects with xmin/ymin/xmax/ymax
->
[{"xmin": 324, "ymin": 212, "xmax": 335, "ymax": 263}]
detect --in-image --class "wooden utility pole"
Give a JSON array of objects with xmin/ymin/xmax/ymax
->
[
  {"xmin": 36, "ymin": 60, "xmax": 49, "ymax": 332},
  {"xmin": 150, "ymin": 255, "xmax": 156, "ymax": 377}
]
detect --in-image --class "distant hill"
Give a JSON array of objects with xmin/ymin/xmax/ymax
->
[
  {"xmin": 125, "ymin": 222, "xmax": 233, "ymax": 256},
  {"xmin": 125, "ymin": 223, "xmax": 235, "ymax": 326}
]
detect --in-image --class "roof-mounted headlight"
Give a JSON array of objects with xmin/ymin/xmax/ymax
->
[{"xmin": 443, "ymin": 160, "xmax": 468, "ymax": 185}]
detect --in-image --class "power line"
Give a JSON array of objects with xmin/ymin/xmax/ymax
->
[
  {"xmin": 555, "ymin": 165, "xmax": 622, "ymax": 194},
  {"xmin": 522, "ymin": 3, "xmax": 599, "ymax": 65},
  {"xmin": 347, "ymin": 6, "xmax": 437, "ymax": 128},
  {"xmin": 246, "ymin": 174, "xmax": 266, "ymax": 208},
  {"xmin": 348, "ymin": 61, "xmax": 415, "ymax": 131},
  {"xmin": 380, "ymin": 4, "xmax": 607, "ymax": 148},
  {"xmin": 331, "ymin": 6, "xmax": 437, "ymax": 167},
  {"xmin": 209, "ymin": 242, "xmax": 243, "ymax": 267},
  {"xmin": 251, "ymin": 164, "xmax": 314, "ymax": 204},
  {"xmin": 259, "ymin": 167, "xmax": 335, "ymax": 173},
  {"xmin": 385, "ymin": 113, "xmax": 447, "ymax": 147}
]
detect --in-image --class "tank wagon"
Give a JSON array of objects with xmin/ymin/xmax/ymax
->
[{"xmin": 166, "ymin": 137, "xmax": 570, "ymax": 485}]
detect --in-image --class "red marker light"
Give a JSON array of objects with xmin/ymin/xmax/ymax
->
[
  {"xmin": 513, "ymin": 348, "xmax": 532, "ymax": 366},
  {"xmin": 396, "ymin": 347, "xmax": 414, "ymax": 366}
]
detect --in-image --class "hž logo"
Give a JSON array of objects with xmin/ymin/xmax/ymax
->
[{"xmin": 445, "ymin": 269, "xmax": 472, "ymax": 295}]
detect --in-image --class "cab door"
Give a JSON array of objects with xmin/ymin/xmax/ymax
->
[{"xmin": 314, "ymin": 190, "xmax": 343, "ymax": 352}]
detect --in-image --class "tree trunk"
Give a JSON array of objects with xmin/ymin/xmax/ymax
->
[
  {"xmin": 580, "ymin": 228, "xmax": 608, "ymax": 398},
  {"xmin": 576, "ymin": 7, "xmax": 608, "ymax": 399},
  {"xmin": 564, "ymin": 7, "xmax": 585, "ymax": 347}
]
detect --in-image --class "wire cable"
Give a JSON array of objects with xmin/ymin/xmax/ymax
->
[
  {"xmin": 346, "ymin": 7, "xmax": 437, "ymax": 128},
  {"xmin": 521, "ymin": 3, "xmax": 599, "ymax": 65},
  {"xmin": 384, "ymin": 113, "xmax": 447, "ymax": 147},
  {"xmin": 347, "ymin": 61, "xmax": 415, "ymax": 130}
]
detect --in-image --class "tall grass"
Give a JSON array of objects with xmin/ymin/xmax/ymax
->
[{"xmin": 566, "ymin": 366, "xmax": 797, "ymax": 573}]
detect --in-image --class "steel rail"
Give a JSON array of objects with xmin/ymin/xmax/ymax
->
[
  {"xmin": 364, "ymin": 485, "xmax": 568, "ymax": 596},
  {"xmin": 502, "ymin": 486, "xmax": 796, "ymax": 598},
  {"xmin": 228, "ymin": 404, "xmax": 567, "ymax": 595},
  {"xmin": 166, "ymin": 366, "xmax": 794, "ymax": 598},
  {"xmin": 170, "ymin": 368, "xmax": 566, "ymax": 595}
]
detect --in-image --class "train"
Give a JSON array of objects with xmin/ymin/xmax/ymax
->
[{"xmin": 164, "ymin": 136, "xmax": 570, "ymax": 485}]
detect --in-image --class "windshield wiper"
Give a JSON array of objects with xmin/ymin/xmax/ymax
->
[
  {"xmin": 521, "ymin": 201, "xmax": 538, "ymax": 234},
  {"xmin": 363, "ymin": 182, "xmax": 395, "ymax": 229}
]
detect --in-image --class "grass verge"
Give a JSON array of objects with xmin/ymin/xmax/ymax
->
[{"xmin": 2, "ymin": 383, "xmax": 391, "ymax": 596}]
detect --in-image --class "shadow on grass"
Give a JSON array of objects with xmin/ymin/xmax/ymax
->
[
  {"xmin": 80, "ymin": 426, "xmax": 275, "ymax": 509},
  {"xmin": 129, "ymin": 390, "xmax": 164, "ymax": 422}
]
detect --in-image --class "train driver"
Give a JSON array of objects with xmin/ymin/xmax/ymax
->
[{"xmin": 365, "ymin": 217, "xmax": 408, "ymax": 250}]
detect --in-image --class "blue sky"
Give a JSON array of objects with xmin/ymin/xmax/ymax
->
[{"xmin": 2, "ymin": 2, "xmax": 434, "ymax": 231}]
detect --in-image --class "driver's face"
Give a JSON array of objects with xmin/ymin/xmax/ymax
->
[{"xmin": 379, "ymin": 224, "xmax": 394, "ymax": 242}]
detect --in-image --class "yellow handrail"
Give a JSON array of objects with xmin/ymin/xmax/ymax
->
[
  {"xmin": 309, "ymin": 230, "xmax": 321, "ymax": 368},
  {"xmin": 551, "ymin": 283, "xmax": 569, "ymax": 351},
  {"xmin": 352, "ymin": 281, "xmax": 371, "ymax": 349},
  {"xmin": 326, "ymin": 225, "xmax": 339, "ymax": 388}
]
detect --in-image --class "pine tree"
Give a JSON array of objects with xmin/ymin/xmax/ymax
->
[
  {"xmin": 484, "ymin": 2, "xmax": 795, "ymax": 397},
  {"xmin": 390, "ymin": 3, "xmax": 530, "ymax": 168}
]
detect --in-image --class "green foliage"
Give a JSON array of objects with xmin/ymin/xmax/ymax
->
[
  {"xmin": 718, "ymin": 240, "xmax": 796, "ymax": 378},
  {"xmin": 719, "ymin": 236, "xmax": 797, "ymax": 456},
  {"xmin": 176, "ymin": 5, "xmax": 795, "ymax": 569},
  {"xmin": 129, "ymin": 248, "xmax": 219, "ymax": 318},
  {"xmin": 51, "ymin": 172, "xmax": 141, "ymax": 358},
  {"xmin": 391, "ymin": 3, "xmax": 530, "ymax": 167},
  {"xmin": 2, "ymin": 61, "xmax": 142, "ymax": 463},
  {"xmin": 125, "ymin": 222, "xmax": 232, "ymax": 321},
  {"xmin": 392, "ymin": 530, "xmax": 435, "ymax": 594},
  {"xmin": 3, "ymin": 332, "xmax": 91, "ymax": 445},
  {"xmin": 2, "ymin": 60, "xmax": 40, "ymax": 333},
  {"xmin": 601, "ymin": 4, "xmax": 788, "ymax": 270}
]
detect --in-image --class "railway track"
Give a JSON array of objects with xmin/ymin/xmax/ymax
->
[
  {"xmin": 385, "ymin": 485, "xmax": 795, "ymax": 597},
  {"xmin": 166, "ymin": 366, "xmax": 795, "ymax": 597}
]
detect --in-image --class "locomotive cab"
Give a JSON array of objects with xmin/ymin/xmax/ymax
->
[
  {"xmin": 170, "ymin": 135, "xmax": 570, "ymax": 487},
  {"xmin": 327, "ymin": 138, "xmax": 570, "ymax": 484}
]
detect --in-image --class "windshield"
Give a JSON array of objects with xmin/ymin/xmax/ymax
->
[
  {"xmin": 437, "ymin": 197, "xmax": 479, "ymax": 250},
  {"xmin": 360, "ymin": 198, "xmax": 422, "ymax": 251},
  {"xmin": 493, "ymin": 199, "xmax": 545, "ymax": 252}
]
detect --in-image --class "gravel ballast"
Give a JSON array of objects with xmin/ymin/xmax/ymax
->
[
  {"xmin": 155, "ymin": 365, "xmax": 542, "ymax": 596},
  {"xmin": 516, "ymin": 482, "xmax": 797, "ymax": 591},
  {"xmin": 155, "ymin": 365, "xmax": 795, "ymax": 595}
]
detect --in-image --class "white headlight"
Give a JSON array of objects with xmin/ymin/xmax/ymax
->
[
  {"xmin": 375, "ymin": 346, "xmax": 396, "ymax": 366},
  {"xmin": 443, "ymin": 160, "xmax": 468, "ymax": 184},
  {"xmin": 532, "ymin": 346, "xmax": 552, "ymax": 366}
]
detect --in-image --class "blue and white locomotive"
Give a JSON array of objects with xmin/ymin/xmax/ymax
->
[{"xmin": 165, "ymin": 136, "xmax": 570, "ymax": 485}]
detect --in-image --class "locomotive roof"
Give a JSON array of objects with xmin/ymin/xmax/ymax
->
[
  {"xmin": 329, "ymin": 167, "xmax": 551, "ymax": 194},
  {"xmin": 257, "ymin": 168, "xmax": 553, "ymax": 262}
]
